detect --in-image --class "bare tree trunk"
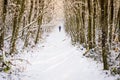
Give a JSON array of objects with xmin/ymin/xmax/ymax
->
[
  {"xmin": 77, "ymin": 1, "xmax": 85, "ymax": 44},
  {"xmin": 117, "ymin": 7, "xmax": 120, "ymax": 41},
  {"xmin": 10, "ymin": 0, "xmax": 25, "ymax": 54},
  {"xmin": 87, "ymin": 0, "xmax": 92, "ymax": 49},
  {"xmin": 0, "ymin": 0, "xmax": 7, "ymax": 50},
  {"xmin": 35, "ymin": 16, "xmax": 42, "ymax": 44},
  {"xmin": 35, "ymin": 0, "xmax": 44, "ymax": 44},
  {"xmin": 22, "ymin": 16, "xmax": 26, "ymax": 37},
  {"xmin": 100, "ymin": 0, "xmax": 109, "ymax": 70},
  {"xmin": 92, "ymin": 0, "xmax": 96, "ymax": 47},
  {"xmin": 10, "ymin": 13, "xmax": 18, "ymax": 54},
  {"xmin": 109, "ymin": 0, "xmax": 114, "ymax": 49},
  {"xmin": 24, "ymin": 0, "xmax": 33, "ymax": 47}
]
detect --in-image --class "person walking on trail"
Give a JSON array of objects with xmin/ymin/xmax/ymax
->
[{"xmin": 59, "ymin": 26, "xmax": 61, "ymax": 32}]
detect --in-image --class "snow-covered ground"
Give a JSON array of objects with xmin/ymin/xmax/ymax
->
[{"xmin": 0, "ymin": 24, "xmax": 118, "ymax": 80}]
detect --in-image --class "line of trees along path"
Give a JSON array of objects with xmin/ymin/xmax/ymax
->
[
  {"xmin": 64, "ymin": 0, "xmax": 120, "ymax": 74},
  {"xmin": 0, "ymin": 0, "xmax": 120, "ymax": 77}
]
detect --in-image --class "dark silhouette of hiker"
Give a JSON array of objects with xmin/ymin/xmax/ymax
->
[{"xmin": 59, "ymin": 26, "xmax": 61, "ymax": 32}]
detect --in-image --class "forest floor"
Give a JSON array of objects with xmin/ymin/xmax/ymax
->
[{"xmin": 0, "ymin": 25, "xmax": 118, "ymax": 80}]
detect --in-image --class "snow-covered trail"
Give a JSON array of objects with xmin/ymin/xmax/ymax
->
[{"xmin": 21, "ymin": 25, "xmax": 115, "ymax": 80}]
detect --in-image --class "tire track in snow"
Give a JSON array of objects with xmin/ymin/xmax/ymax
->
[{"xmin": 42, "ymin": 50, "xmax": 76, "ymax": 72}]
